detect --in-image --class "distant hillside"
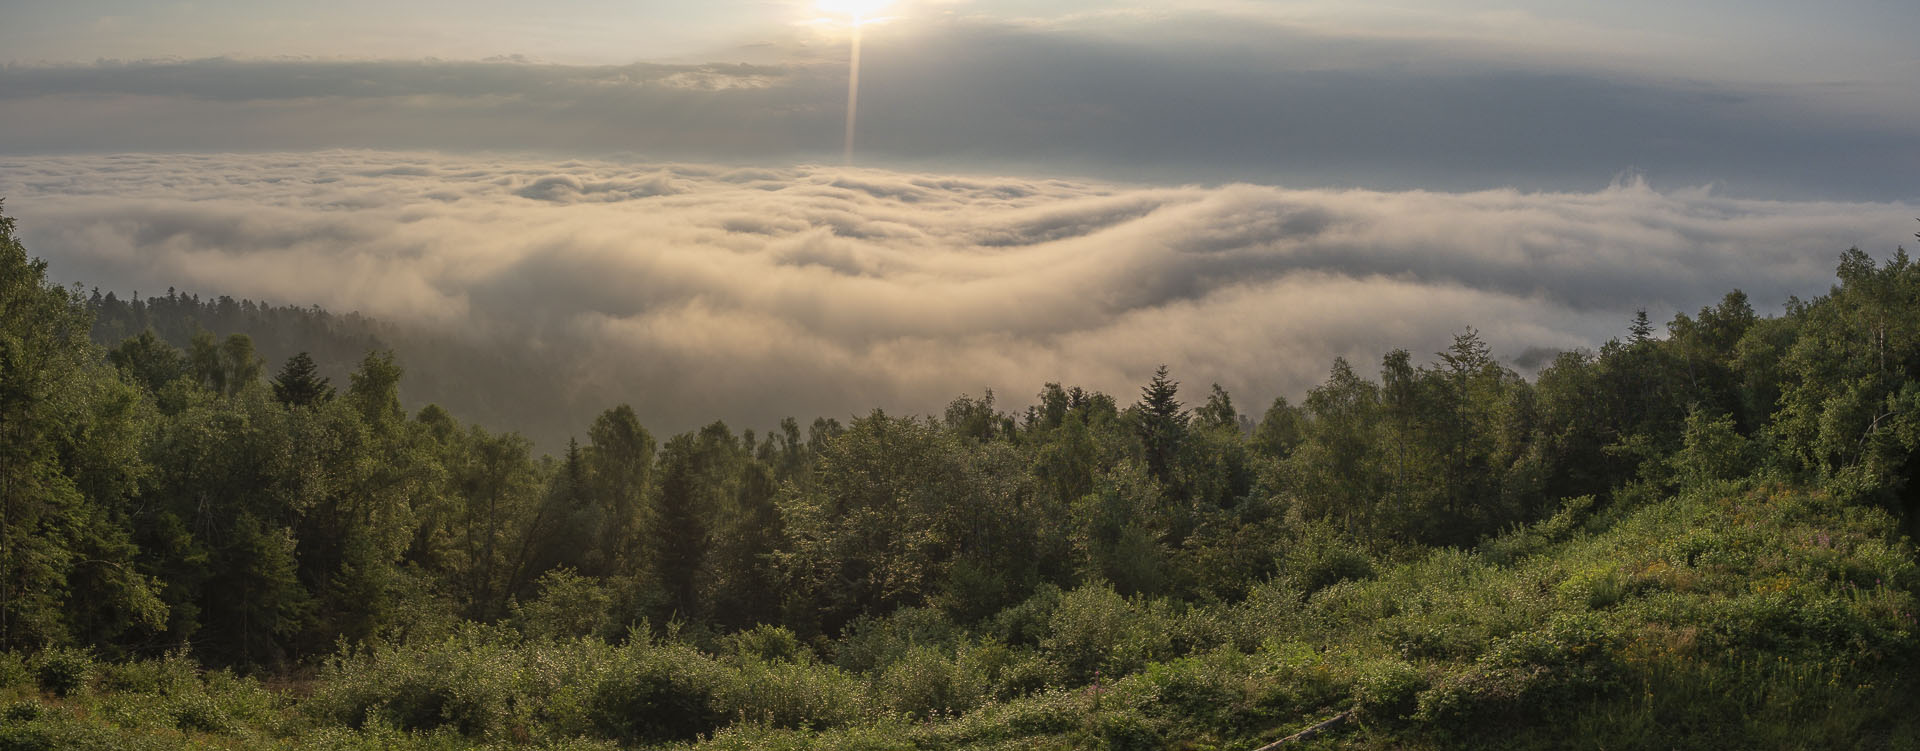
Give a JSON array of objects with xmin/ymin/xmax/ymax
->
[{"xmin": 87, "ymin": 288, "xmax": 582, "ymax": 449}]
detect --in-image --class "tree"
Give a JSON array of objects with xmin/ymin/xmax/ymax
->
[
  {"xmin": 1251, "ymin": 397, "xmax": 1305, "ymax": 459},
  {"xmin": 346, "ymin": 350, "xmax": 404, "ymax": 426},
  {"xmin": 1629, "ymin": 309, "xmax": 1655, "ymax": 343},
  {"xmin": 1195, "ymin": 383, "xmax": 1239, "ymax": 431},
  {"xmin": 1136, "ymin": 365, "xmax": 1188, "ymax": 485},
  {"xmin": 586, "ymin": 405, "xmax": 654, "ymax": 576},
  {"xmin": 109, "ymin": 329, "xmax": 188, "ymax": 394},
  {"xmin": 271, "ymin": 352, "xmax": 335, "ymax": 407},
  {"xmin": 0, "ymin": 203, "xmax": 164, "ymax": 651},
  {"xmin": 651, "ymin": 432, "xmax": 714, "ymax": 622}
]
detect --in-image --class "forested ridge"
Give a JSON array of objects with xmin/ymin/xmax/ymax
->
[
  {"xmin": 83, "ymin": 284, "xmax": 576, "ymax": 452},
  {"xmin": 2, "ymin": 202, "xmax": 1918, "ymax": 749}
]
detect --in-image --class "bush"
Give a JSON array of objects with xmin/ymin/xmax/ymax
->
[
  {"xmin": 833, "ymin": 607, "xmax": 959, "ymax": 675},
  {"xmin": 1351, "ymin": 657, "xmax": 1424, "ymax": 723},
  {"xmin": 1414, "ymin": 613, "xmax": 1624, "ymax": 730},
  {"xmin": 724, "ymin": 624, "xmax": 807, "ymax": 664},
  {"xmin": 98, "ymin": 653, "xmax": 197, "ymax": 695},
  {"xmin": 876, "ymin": 645, "xmax": 989, "ymax": 719},
  {"xmin": 510, "ymin": 568, "xmax": 613, "ymax": 640},
  {"xmin": 1282, "ymin": 529, "xmax": 1376, "ymax": 595},
  {"xmin": 169, "ymin": 692, "xmax": 231, "ymax": 734},
  {"xmin": 1040, "ymin": 585, "xmax": 1175, "ymax": 682},
  {"xmin": 4, "ymin": 700, "xmax": 42, "ymax": 722},
  {"xmin": 306, "ymin": 630, "xmax": 521, "ymax": 738},
  {"xmin": 719, "ymin": 656, "xmax": 870, "ymax": 730},
  {"xmin": 989, "ymin": 650, "xmax": 1063, "ymax": 700},
  {"xmin": 0, "ymin": 653, "xmax": 29, "ymax": 691},
  {"xmin": 30, "ymin": 649, "xmax": 95, "ymax": 697},
  {"xmin": 1089, "ymin": 711, "xmax": 1160, "ymax": 751},
  {"xmin": 583, "ymin": 644, "xmax": 727, "ymax": 743},
  {"xmin": 986, "ymin": 585, "xmax": 1063, "ymax": 648}
]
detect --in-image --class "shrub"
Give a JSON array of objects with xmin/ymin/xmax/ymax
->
[
  {"xmin": 1089, "ymin": 711, "xmax": 1160, "ymax": 751},
  {"xmin": 986, "ymin": 585, "xmax": 1063, "ymax": 649},
  {"xmin": 1040, "ymin": 585, "xmax": 1175, "ymax": 682},
  {"xmin": 724, "ymin": 624, "xmax": 807, "ymax": 664},
  {"xmin": 170, "ymin": 692, "xmax": 230, "ymax": 734},
  {"xmin": 833, "ymin": 607, "xmax": 959, "ymax": 675},
  {"xmin": 583, "ymin": 643, "xmax": 727, "ymax": 743},
  {"xmin": 719, "ymin": 656, "xmax": 870, "ymax": 730},
  {"xmin": 98, "ymin": 653, "xmax": 198, "ymax": 696},
  {"xmin": 30, "ymin": 648, "xmax": 95, "ymax": 697},
  {"xmin": 989, "ymin": 650, "xmax": 1063, "ymax": 700},
  {"xmin": 1351, "ymin": 657, "xmax": 1424, "ymax": 723},
  {"xmin": 1281, "ymin": 525, "xmax": 1377, "ymax": 595},
  {"xmin": 4, "ymin": 700, "xmax": 42, "ymax": 722},
  {"xmin": 306, "ymin": 630, "xmax": 521, "ymax": 738},
  {"xmin": 1414, "ymin": 613, "xmax": 1625, "ymax": 730},
  {"xmin": 876, "ymin": 644, "xmax": 989, "ymax": 719},
  {"xmin": 510, "ymin": 568, "xmax": 612, "ymax": 640},
  {"xmin": 0, "ymin": 653, "xmax": 29, "ymax": 691}
]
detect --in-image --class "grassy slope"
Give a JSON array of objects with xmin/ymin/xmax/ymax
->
[{"xmin": 3, "ymin": 481, "xmax": 1915, "ymax": 751}]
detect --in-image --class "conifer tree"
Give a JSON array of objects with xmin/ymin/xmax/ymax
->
[
  {"xmin": 271, "ymin": 351, "xmax": 334, "ymax": 407},
  {"xmin": 1136, "ymin": 365, "xmax": 1188, "ymax": 484}
]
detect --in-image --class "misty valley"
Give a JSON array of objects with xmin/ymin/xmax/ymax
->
[
  {"xmin": 3, "ymin": 202, "xmax": 1918, "ymax": 750},
  {"xmin": 6, "ymin": 0, "xmax": 1919, "ymax": 745}
]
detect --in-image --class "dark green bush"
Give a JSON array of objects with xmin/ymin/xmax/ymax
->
[
  {"xmin": 1090, "ymin": 711, "xmax": 1160, "ymax": 751},
  {"xmin": 1282, "ymin": 526, "xmax": 1377, "ymax": 595},
  {"xmin": 833, "ymin": 607, "xmax": 960, "ymax": 675},
  {"xmin": 169, "ymin": 692, "xmax": 230, "ymax": 734},
  {"xmin": 1414, "ymin": 613, "xmax": 1625, "ymax": 730},
  {"xmin": 30, "ymin": 649, "xmax": 95, "ymax": 698},
  {"xmin": 585, "ymin": 644, "xmax": 726, "ymax": 743},
  {"xmin": 1351, "ymin": 657, "xmax": 1424, "ymax": 723},
  {"xmin": 986, "ymin": 584, "xmax": 1063, "ymax": 648},
  {"xmin": 306, "ymin": 631, "xmax": 520, "ymax": 737},
  {"xmin": 989, "ymin": 650, "xmax": 1063, "ymax": 700},
  {"xmin": 3, "ymin": 700, "xmax": 42, "ymax": 723}
]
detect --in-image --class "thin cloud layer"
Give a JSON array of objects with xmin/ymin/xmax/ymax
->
[
  {"xmin": 1, "ymin": 15, "xmax": 1915, "ymax": 201},
  {"xmin": 2, "ymin": 151, "xmax": 1912, "ymax": 445}
]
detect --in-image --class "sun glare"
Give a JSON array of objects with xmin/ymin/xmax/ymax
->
[{"xmin": 815, "ymin": 0, "xmax": 892, "ymax": 19}]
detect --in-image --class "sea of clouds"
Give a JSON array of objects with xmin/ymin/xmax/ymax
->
[{"xmin": 2, "ymin": 151, "xmax": 1913, "ymax": 443}]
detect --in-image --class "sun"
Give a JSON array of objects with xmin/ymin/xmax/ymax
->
[{"xmin": 815, "ymin": 0, "xmax": 892, "ymax": 18}]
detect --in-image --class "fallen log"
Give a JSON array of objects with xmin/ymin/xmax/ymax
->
[{"xmin": 1252, "ymin": 709, "xmax": 1353, "ymax": 750}]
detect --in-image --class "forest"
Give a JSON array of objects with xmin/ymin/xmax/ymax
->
[{"xmin": 2, "ymin": 201, "xmax": 1918, "ymax": 750}]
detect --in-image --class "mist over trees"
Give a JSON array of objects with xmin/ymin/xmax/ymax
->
[{"xmin": 3, "ymin": 202, "xmax": 1919, "ymax": 748}]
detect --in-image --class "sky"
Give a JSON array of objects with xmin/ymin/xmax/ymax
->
[{"xmin": 1, "ymin": 0, "xmax": 1917, "ymax": 439}]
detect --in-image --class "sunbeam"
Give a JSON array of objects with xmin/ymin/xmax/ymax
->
[{"xmin": 817, "ymin": 0, "xmax": 891, "ymax": 163}]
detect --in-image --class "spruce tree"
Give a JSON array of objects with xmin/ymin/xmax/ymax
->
[
  {"xmin": 271, "ymin": 352, "xmax": 334, "ymax": 407},
  {"xmin": 1136, "ymin": 365, "xmax": 1188, "ymax": 484}
]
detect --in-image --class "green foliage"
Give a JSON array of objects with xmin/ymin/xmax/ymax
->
[
  {"xmin": 5, "ymin": 202, "xmax": 1920, "ymax": 749},
  {"xmin": 271, "ymin": 351, "xmax": 335, "ymax": 407},
  {"xmin": 1280, "ymin": 521, "xmax": 1377, "ymax": 595},
  {"xmin": 723, "ymin": 624, "xmax": 806, "ymax": 663},
  {"xmin": 1040, "ymin": 584, "xmax": 1175, "ymax": 682},
  {"xmin": 580, "ymin": 643, "xmax": 728, "ymax": 743},
  {"xmin": 510, "ymin": 568, "xmax": 611, "ymax": 640},
  {"xmin": 30, "ymin": 648, "xmax": 94, "ymax": 697}
]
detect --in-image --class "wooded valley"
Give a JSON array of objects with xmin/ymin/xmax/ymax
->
[{"xmin": 3, "ymin": 204, "xmax": 1917, "ymax": 749}]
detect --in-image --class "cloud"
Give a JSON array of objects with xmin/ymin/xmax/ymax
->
[
  {"xmin": 2, "ymin": 151, "xmax": 1912, "ymax": 448},
  {"xmin": 1, "ymin": 16, "xmax": 1916, "ymax": 201},
  {"xmin": 514, "ymin": 172, "xmax": 682, "ymax": 202}
]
